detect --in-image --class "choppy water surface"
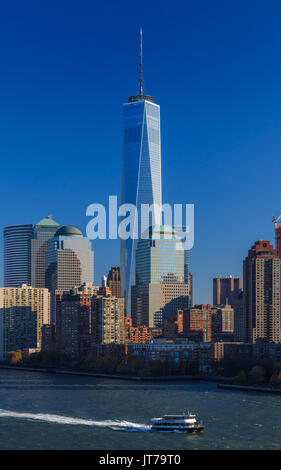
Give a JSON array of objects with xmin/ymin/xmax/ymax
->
[{"xmin": 0, "ymin": 369, "xmax": 280, "ymax": 449}]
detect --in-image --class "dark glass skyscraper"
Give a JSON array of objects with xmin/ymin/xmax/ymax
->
[
  {"xmin": 120, "ymin": 30, "xmax": 162, "ymax": 314},
  {"xmin": 4, "ymin": 224, "xmax": 34, "ymax": 287}
]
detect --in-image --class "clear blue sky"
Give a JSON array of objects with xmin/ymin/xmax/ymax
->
[{"xmin": 1, "ymin": 0, "xmax": 281, "ymax": 303}]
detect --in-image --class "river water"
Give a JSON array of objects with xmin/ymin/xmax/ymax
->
[{"xmin": 0, "ymin": 369, "xmax": 280, "ymax": 450}]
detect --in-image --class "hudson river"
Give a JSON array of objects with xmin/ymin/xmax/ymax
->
[{"xmin": 0, "ymin": 369, "xmax": 280, "ymax": 450}]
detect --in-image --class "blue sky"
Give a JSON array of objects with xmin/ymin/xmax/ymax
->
[{"xmin": 1, "ymin": 0, "xmax": 281, "ymax": 303}]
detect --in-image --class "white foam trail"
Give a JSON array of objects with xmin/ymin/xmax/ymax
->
[{"xmin": 0, "ymin": 409, "xmax": 150, "ymax": 431}]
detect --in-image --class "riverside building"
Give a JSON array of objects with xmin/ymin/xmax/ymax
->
[
  {"xmin": 243, "ymin": 240, "xmax": 281, "ymax": 343},
  {"xmin": 92, "ymin": 291, "xmax": 125, "ymax": 345},
  {"xmin": 54, "ymin": 288, "xmax": 93, "ymax": 358},
  {"xmin": 0, "ymin": 284, "xmax": 50, "ymax": 359}
]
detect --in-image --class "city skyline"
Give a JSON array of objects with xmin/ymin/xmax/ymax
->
[
  {"xmin": 2, "ymin": 1, "xmax": 281, "ymax": 454},
  {"xmin": 1, "ymin": 1, "xmax": 281, "ymax": 304}
]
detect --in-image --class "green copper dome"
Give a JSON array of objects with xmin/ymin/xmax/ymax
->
[
  {"xmin": 55, "ymin": 225, "xmax": 83, "ymax": 237},
  {"xmin": 35, "ymin": 215, "xmax": 61, "ymax": 228}
]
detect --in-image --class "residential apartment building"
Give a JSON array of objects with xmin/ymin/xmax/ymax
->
[
  {"xmin": 92, "ymin": 293, "xmax": 125, "ymax": 345},
  {"xmin": 0, "ymin": 284, "xmax": 50, "ymax": 359},
  {"xmin": 243, "ymin": 240, "xmax": 281, "ymax": 343}
]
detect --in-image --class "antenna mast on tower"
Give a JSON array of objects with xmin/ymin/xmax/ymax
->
[{"xmin": 139, "ymin": 28, "xmax": 144, "ymax": 96}]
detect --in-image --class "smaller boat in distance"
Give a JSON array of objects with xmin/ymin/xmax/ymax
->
[{"xmin": 150, "ymin": 411, "xmax": 204, "ymax": 433}]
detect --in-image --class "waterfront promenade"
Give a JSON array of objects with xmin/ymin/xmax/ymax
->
[{"xmin": 0, "ymin": 364, "xmax": 222, "ymax": 382}]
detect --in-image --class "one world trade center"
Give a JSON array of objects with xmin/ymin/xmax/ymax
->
[{"xmin": 120, "ymin": 29, "xmax": 162, "ymax": 315}]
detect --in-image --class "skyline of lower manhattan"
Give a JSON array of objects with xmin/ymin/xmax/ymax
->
[
  {"xmin": 2, "ymin": 23, "xmax": 281, "ymax": 342},
  {"xmin": 2, "ymin": 1, "xmax": 281, "ymax": 454},
  {"xmin": 3, "ymin": 5, "xmax": 281, "ymax": 307}
]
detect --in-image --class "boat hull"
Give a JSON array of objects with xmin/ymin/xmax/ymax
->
[{"xmin": 151, "ymin": 425, "xmax": 204, "ymax": 433}]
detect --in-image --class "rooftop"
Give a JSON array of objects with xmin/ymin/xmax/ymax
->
[
  {"xmin": 35, "ymin": 215, "xmax": 61, "ymax": 229},
  {"xmin": 55, "ymin": 225, "xmax": 83, "ymax": 237},
  {"xmin": 128, "ymin": 94, "xmax": 154, "ymax": 103},
  {"xmin": 141, "ymin": 225, "xmax": 181, "ymax": 239}
]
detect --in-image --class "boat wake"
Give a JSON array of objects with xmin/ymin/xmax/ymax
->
[{"xmin": 0, "ymin": 408, "xmax": 150, "ymax": 432}]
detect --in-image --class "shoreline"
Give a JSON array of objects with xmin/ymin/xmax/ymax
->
[
  {"xmin": 3, "ymin": 365, "xmax": 281, "ymax": 393},
  {"xmin": 0, "ymin": 364, "xmax": 222, "ymax": 382},
  {"xmin": 218, "ymin": 383, "xmax": 281, "ymax": 394}
]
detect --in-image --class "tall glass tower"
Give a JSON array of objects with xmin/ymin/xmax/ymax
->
[
  {"xmin": 4, "ymin": 224, "xmax": 34, "ymax": 287},
  {"xmin": 121, "ymin": 29, "xmax": 162, "ymax": 315}
]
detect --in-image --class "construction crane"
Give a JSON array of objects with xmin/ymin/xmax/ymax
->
[{"xmin": 272, "ymin": 214, "xmax": 281, "ymax": 227}]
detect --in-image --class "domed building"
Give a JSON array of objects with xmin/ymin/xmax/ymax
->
[
  {"xmin": 45, "ymin": 225, "xmax": 94, "ymax": 321},
  {"xmin": 55, "ymin": 225, "xmax": 83, "ymax": 237}
]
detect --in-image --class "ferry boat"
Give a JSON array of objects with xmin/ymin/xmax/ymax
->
[{"xmin": 150, "ymin": 411, "xmax": 204, "ymax": 433}]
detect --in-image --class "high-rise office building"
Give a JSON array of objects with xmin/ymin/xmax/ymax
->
[
  {"xmin": 120, "ymin": 30, "xmax": 162, "ymax": 315},
  {"xmin": 4, "ymin": 224, "xmax": 34, "ymax": 287},
  {"xmin": 31, "ymin": 216, "xmax": 61, "ymax": 288},
  {"xmin": 45, "ymin": 225, "xmax": 94, "ymax": 321},
  {"xmin": 0, "ymin": 284, "xmax": 50, "ymax": 359},
  {"xmin": 213, "ymin": 276, "xmax": 241, "ymax": 306},
  {"xmin": 107, "ymin": 267, "xmax": 121, "ymax": 298},
  {"xmin": 132, "ymin": 225, "xmax": 189, "ymax": 329},
  {"xmin": 243, "ymin": 240, "xmax": 281, "ymax": 343}
]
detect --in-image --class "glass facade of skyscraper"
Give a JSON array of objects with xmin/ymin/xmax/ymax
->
[
  {"xmin": 121, "ymin": 98, "xmax": 162, "ymax": 314},
  {"xmin": 45, "ymin": 225, "xmax": 94, "ymax": 321},
  {"xmin": 136, "ymin": 226, "xmax": 184, "ymax": 285},
  {"xmin": 4, "ymin": 224, "xmax": 34, "ymax": 287},
  {"xmin": 132, "ymin": 226, "xmax": 189, "ymax": 328}
]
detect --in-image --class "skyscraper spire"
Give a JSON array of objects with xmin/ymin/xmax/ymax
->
[
  {"xmin": 128, "ymin": 27, "xmax": 154, "ymax": 103},
  {"xmin": 139, "ymin": 27, "xmax": 144, "ymax": 96}
]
